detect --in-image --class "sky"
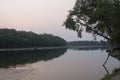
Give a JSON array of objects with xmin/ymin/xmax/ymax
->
[{"xmin": 0, "ymin": 0, "xmax": 103, "ymax": 41}]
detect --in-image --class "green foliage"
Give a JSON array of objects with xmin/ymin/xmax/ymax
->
[
  {"xmin": 64, "ymin": 16, "xmax": 76, "ymax": 30},
  {"xmin": 0, "ymin": 28, "xmax": 66, "ymax": 48},
  {"xmin": 101, "ymin": 75, "xmax": 112, "ymax": 80},
  {"xmin": 101, "ymin": 68, "xmax": 120, "ymax": 80},
  {"xmin": 64, "ymin": 0, "xmax": 120, "ymax": 44}
]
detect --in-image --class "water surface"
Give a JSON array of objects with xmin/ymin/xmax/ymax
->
[{"xmin": 0, "ymin": 48, "xmax": 120, "ymax": 80}]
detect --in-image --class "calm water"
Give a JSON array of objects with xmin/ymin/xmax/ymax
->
[{"xmin": 0, "ymin": 48, "xmax": 120, "ymax": 80}]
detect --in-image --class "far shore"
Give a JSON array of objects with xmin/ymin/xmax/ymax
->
[
  {"xmin": 0, "ymin": 45, "xmax": 105, "ymax": 52},
  {"xmin": 0, "ymin": 46, "xmax": 68, "ymax": 52}
]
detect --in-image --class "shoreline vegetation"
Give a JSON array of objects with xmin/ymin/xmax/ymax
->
[
  {"xmin": 0, "ymin": 46, "xmax": 68, "ymax": 52},
  {"xmin": 0, "ymin": 45, "xmax": 105, "ymax": 52},
  {"xmin": 0, "ymin": 28, "xmax": 66, "ymax": 48},
  {"xmin": 101, "ymin": 50, "xmax": 120, "ymax": 80},
  {"xmin": 101, "ymin": 68, "xmax": 120, "ymax": 80},
  {"xmin": 0, "ymin": 28, "xmax": 106, "ymax": 52}
]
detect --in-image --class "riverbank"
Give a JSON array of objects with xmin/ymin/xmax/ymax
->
[
  {"xmin": 111, "ymin": 50, "xmax": 120, "ymax": 80},
  {"xmin": 112, "ymin": 73, "xmax": 120, "ymax": 80},
  {"xmin": 0, "ymin": 45, "xmax": 104, "ymax": 52},
  {"xmin": 101, "ymin": 50, "xmax": 120, "ymax": 80},
  {"xmin": 101, "ymin": 68, "xmax": 120, "ymax": 80},
  {"xmin": 0, "ymin": 46, "xmax": 68, "ymax": 52}
]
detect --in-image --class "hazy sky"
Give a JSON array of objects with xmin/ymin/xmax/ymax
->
[{"xmin": 0, "ymin": 0, "xmax": 103, "ymax": 41}]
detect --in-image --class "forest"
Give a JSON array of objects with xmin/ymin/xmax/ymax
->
[{"xmin": 0, "ymin": 28, "xmax": 66, "ymax": 48}]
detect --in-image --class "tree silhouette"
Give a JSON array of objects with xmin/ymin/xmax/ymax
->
[{"xmin": 64, "ymin": 0, "xmax": 120, "ymax": 45}]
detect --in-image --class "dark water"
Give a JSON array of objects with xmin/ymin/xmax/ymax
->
[{"xmin": 0, "ymin": 48, "xmax": 120, "ymax": 80}]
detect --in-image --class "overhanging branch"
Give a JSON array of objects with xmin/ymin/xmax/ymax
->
[{"xmin": 78, "ymin": 21, "xmax": 111, "ymax": 40}]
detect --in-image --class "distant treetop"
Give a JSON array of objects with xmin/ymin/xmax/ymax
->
[{"xmin": 0, "ymin": 28, "xmax": 66, "ymax": 48}]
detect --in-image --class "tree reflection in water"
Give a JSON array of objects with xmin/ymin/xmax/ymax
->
[{"xmin": 0, "ymin": 49, "xmax": 66, "ymax": 68}]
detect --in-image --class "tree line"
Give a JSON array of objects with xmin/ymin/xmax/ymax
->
[
  {"xmin": 0, "ymin": 28, "xmax": 66, "ymax": 48},
  {"xmin": 67, "ymin": 40, "xmax": 106, "ymax": 46}
]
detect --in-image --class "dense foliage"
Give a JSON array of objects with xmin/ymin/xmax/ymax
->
[
  {"xmin": 64, "ymin": 0, "xmax": 120, "ymax": 45},
  {"xmin": 0, "ymin": 28, "xmax": 66, "ymax": 48}
]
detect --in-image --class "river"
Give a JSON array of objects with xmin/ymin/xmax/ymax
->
[{"xmin": 0, "ymin": 48, "xmax": 120, "ymax": 80}]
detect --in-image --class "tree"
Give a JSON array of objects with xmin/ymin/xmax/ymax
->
[
  {"xmin": 64, "ymin": 0, "xmax": 120, "ymax": 46},
  {"xmin": 0, "ymin": 28, "xmax": 66, "ymax": 48}
]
